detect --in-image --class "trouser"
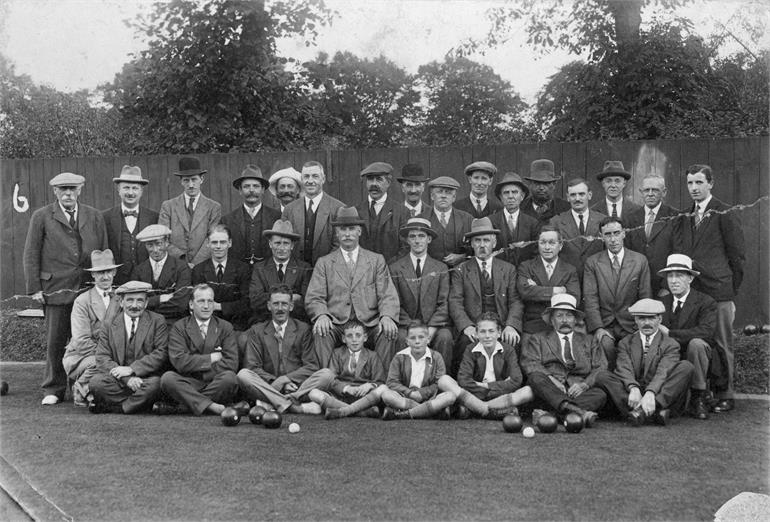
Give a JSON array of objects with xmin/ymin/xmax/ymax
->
[
  {"xmin": 160, "ymin": 370, "xmax": 239, "ymax": 415},
  {"xmin": 597, "ymin": 321, "xmax": 629, "ymax": 372},
  {"xmin": 62, "ymin": 354, "xmax": 98, "ymax": 400},
  {"xmin": 714, "ymin": 301, "xmax": 735, "ymax": 399},
  {"xmin": 90, "ymin": 374, "xmax": 161, "ymax": 414},
  {"xmin": 397, "ymin": 326, "xmax": 453, "ymax": 371},
  {"xmin": 683, "ymin": 338, "xmax": 711, "ymax": 391},
  {"xmin": 42, "ymin": 304, "xmax": 73, "ymax": 399},
  {"xmin": 526, "ymin": 372, "xmax": 606, "ymax": 412},
  {"xmin": 237, "ymin": 368, "xmax": 334, "ymax": 412},
  {"xmin": 594, "ymin": 362, "xmax": 693, "ymax": 417},
  {"xmin": 314, "ymin": 323, "xmax": 396, "ymax": 373}
]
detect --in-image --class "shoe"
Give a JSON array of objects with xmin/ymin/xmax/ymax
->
[
  {"xmin": 301, "ymin": 402, "xmax": 323, "ymax": 415},
  {"xmin": 437, "ymin": 407, "xmax": 451, "ymax": 421},
  {"xmin": 324, "ymin": 407, "xmax": 344, "ymax": 420},
  {"xmin": 358, "ymin": 406, "xmax": 381, "ymax": 418},
  {"xmin": 626, "ymin": 407, "xmax": 646, "ymax": 427},
  {"xmin": 41, "ymin": 395, "xmax": 60, "ymax": 405},
  {"xmin": 454, "ymin": 404, "xmax": 471, "ymax": 420},
  {"xmin": 559, "ymin": 401, "xmax": 596, "ymax": 428},
  {"xmin": 690, "ymin": 395, "xmax": 709, "ymax": 420},
  {"xmin": 582, "ymin": 411, "xmax": 598, "ymax": 428},
  {"xmin": 653, "ymin": 408, "xmax": 670, "ymax": 426},
  {"xmin": 711, "ymin": 399, "xmax": 734, "ymax": 413},
  {"xmin": 381, "ymin": 407, "xmax": 396, "ymax": 421},
  {"xmin": 151, "ymin": 401, "xmax": 178, "ymax": 415},
  {"xmin": 486, "ymin": 405, "xmax": 519, "ymax": 421},
  {"xmin": 88, "ymin": 400, "xmax": 108, "ymax": 414}
]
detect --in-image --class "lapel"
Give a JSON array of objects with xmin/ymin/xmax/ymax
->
[
  {"xmin": 643, "ymin": 333, "xmax": 661, "ymax": 376},
  {"xmin": 693, "ymin": 198, "xmax": 718, "ymax": 246},
  {"xmin": 421, "ymin": 353, "xmax": 435, "ymax": 387},
  {"xmin": 532, "ymin": 257, "xmax": 550, "ymax": 283},
  {"xmin": 331, "ymin": 250, "xmax": 351, "ymax": 286},
  {"xmin": 52, "ymin": 202, "xmax": 72, "ymax": 228},
  {"xmin": 615, "ymin": 251, "xmax": 635, "ymax": 292},
  {"xmin": 112, "ymin": 314, "xmax": 127, "ymax": 364},
  {"xmin": 157, "ymin": 256, "xmax": 176, "ymax": 289},
  {"xmin": 172, "ymin": 195, "xmax": 190, "ymax": 232},
  {"xmin": 284, "ymin": 259, "xmax": 300, "ymax": 286},
  {"xmin": 190, "ymin": 195, "xmax": 210, "ymax": 231},
  {"xmin": 138, "ymin": 206, "xmax": 154, "ymax": 230},
  {"xmin": 629, "ymin": 334, "xmax": 644, "ymax": 375},
  {"xmin": 88, "ymin": 288, "xmax": 107, "ymax": 320},
  {"xmin": 677, "ymin": 292, "xmax": 697, "ymax": 328},
  {"xmin": 560, "ymin": 213, "xmax": 580, "ymax": 242},
  {"xmin": 283, "ymin": 319, "xmax": 297, "ymax": 359},
  {"xmin": 419, "ymin": 257, "xmax": 439, "ymax": 302},
  {"xmin": 596, "ymin": 252, "xmax": 616, "ymax": 290},
  {"xmin": 107, "ymin": 206, "xmax": 122, "ymax": 241},
  {"xmin": 399, "ymin": 257, "xmax": 421, "ymax": 300},
  {"xmin": 491, "ymin": 259, "xmax": 506, "ymax": 296},
  {"xmin": 492, "ymin": 348, "xmax": 504, "ymax": 378},
  {"xmin": 546, "ymin": 331, "xmax": 564, "ymax": 363},
  {"xmin": 549, "ymin": 258, "xmax": 568, "ymax": 283},
  {"xmin": 264, "ymin": 322, "xmax": 281, "ymax": 372},
  {"xmin": 465, "ymin": 260, "xmax": 481, "ymax": 298},
  {"xmin": 646, "ymin": 205, "xmax": 667, "ymax": 241},
  {"xmin": 313, "ymin": 195, "xmax": 331, "ymax": 247},
  {"xmin": 132, "ymin": 313, "xmax": 151, "ymax": 358},
  {"xmin": 377, "ymin": 198, "xmax": 395, "ymax": 230},
  {"xmin": 185, "ymin": 316, "xmax": 205, "ymax": 353},
  {"xmin": 351, "ymin": 251, "xmax": 371, "ymax": 288}
]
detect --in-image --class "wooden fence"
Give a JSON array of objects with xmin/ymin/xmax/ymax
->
[{"xmin": 1, "ymin": 137, "xmax": 768, "ymax": 324}]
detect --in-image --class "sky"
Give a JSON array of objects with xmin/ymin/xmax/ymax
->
[{"xmin": 0, "ymin": 0, "xmax": 765, "ymax": 103}]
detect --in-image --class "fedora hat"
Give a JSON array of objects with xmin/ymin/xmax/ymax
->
[
  {"xmin": 115, "ymin": 280, "xmax": 153, "ymax": 296},
  {"xmin": 525, "ymin": 159, "xmax": 560, "ymax": 182},
  {"xmin": 262, "ymin": 219, "xmax": 300, "ymax": 240},
  {"xmin": 172, "ymin": 156, "xmax": 207, "ymax": 177},
  {"xmin": 113, "ymin": 165, "xmax": 149, "ymax": 185},
  {"xmin": 84, "ymin": 249, "xmax": 122, "ymax": 272},
  {"xmin": 268, "ymin": 167, "xmax": 302, "ymax": 195},
  {"xmin": 657, "ymin": 254, "xmax": 700, "ymax": 277},
  {"xmin": 397, "ymin": 164, "xmax": 429, "ymax": 183},
  {"xmin": 628, "ymin": 298, "xmax": 665, "ymax": 316},
  {"xmin": 331, "ymin": 206, "xmax": 367, "ymax": 227},
  {"xmin": 232, "ymin": 164, "xmax": 269, "ymax": 190},
  {"xmin": 597, "ymin": 160, "xmax": 631, "ymax": 181},
  {"xmin": 428, "ymin": 176, "xmax": 461, "ymax": 190},
  {"xmin": 399, "ymin": 217, "xmax": 437, "ymax": 239},
  {"xmin": 464, "ymin": 217, "xmax": 500, "ymax": 241},
  {"xmin": 542, "ymin": 293, "xmax": 584, "ymax": 323},
  {"xmin": 494, "ymin": 172, "xmax": 529, "ymax": 200},
  {"xmin": 464, "ymin": 161, "xmax": 497, "ymax": 177},
  {"xmin": 360, "ymin": 162, "xmax": 394, "ymax": 178},
  {"xmin": 49, "ymin": 172, "xmax": 85, "ymax": 187}
]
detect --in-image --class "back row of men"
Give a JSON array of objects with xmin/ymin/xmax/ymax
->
[{"xmin": 24, "ymin": 157, "xmax": 744, "ymax": 422}]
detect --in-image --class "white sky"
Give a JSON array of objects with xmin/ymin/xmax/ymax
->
[{"xmin": 0, "ymin": 0, "xmax": 765, "ymax": 103}]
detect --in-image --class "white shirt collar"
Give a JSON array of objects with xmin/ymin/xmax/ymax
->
[
  {"xmin": 606, "ymin": 198, "xmax": 623, "ymax": 212},
  {"xmin": 124, "ymin": 312, "xmax": 137, "ymax": 333},
  {"xmin": 504, "ymin": 208, "xmax": 520, "ymax": 220},
  {"xmin": 273, "ymin": 320, "xmax": 286, "ymax": 335},
  {"xmin": 197, "ymin": 318, "xmax": 210, "ymax": 331},
  {"xmin": 410, "ymin": 252, "xmax": 427, "ymax": 268},
  {"xmin": 405, "ymin": 201, "xmax": 423, "ymax": 214},
  {"xmin": 696, "ymin": 194, "xmax": 712, "ymax": 211},
  {"xmin": 368, "ymin": 193, "xmax": 388, "ymax": 209},
  {"xmin": 399, "ymin": 346, "xmax": 432, "ymax": 363},
  {"xmin": 471, "ymin": 342, "xmax": 504, "ymax": 357},
  {"xmin": 571, "ymin": 209, "xmax": 587, "ymax": 223},
  {"xmin": 646, "ymin": 202, "xmax": 662, "ymax": 215},
  {"xmin": 151, "ymin": 254, "xmax": 168, "ymax": 269},
  {"xmin": 184, "ymin": 194, "xmax": 199, "ymax": 208},
  {"xmin": 121, "ymin": 204, "xmax": 139, "ymax": 214},
  {"xmin": 212, "ymin": 258, "xmax": 227, "ymax": 270},
  {"xmin": 639, "ymin": 330, "xmax": 658, "ymax": 346},
  {"xmin": 473, "ymin": 194, "xmax": 488, "ymax": 206},
  {"xmin": 434, "ymin": 207, "xmax": 452, "ymax": 219},
  {"xmin": 306, "ymin": 193, "xmax": 323, "ymax": 209},
  {"xmin": 475, "ymin": 256, "xmax": 493, "ymax": 272},
  {"xmin": 541, "ymin": 257, "xmax": 558, "ymax": 270},
  {"xmin": 274, "ymin": 258, "xmax": 289, "ymax": 269},
  {"xmin": 341, "ymin": 246, "xmax": 360, "ymax": 264},
  {"xmin": 559, "ymin": 331, "xmax": 575, "ymax": 360},
  {"xmin": 673, "ymin": 289, "xmax": 690, "ymax": 304},
  {"xmin": 244, "ymin": 203, "xmax": 262, "ymax": 216},
  {"xmin": 609, "ymin": 248, "xmax": 625, "ymax": 265},
  {"xmin": 59, "ymin": 202, "xmax": 78, "ymax": 217}
]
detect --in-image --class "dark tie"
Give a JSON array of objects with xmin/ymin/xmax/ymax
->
[
  {"xmin": 481, "ymin": 261, "xmax": 489, "ymax": 283},
  {"xmin": 611, "ymin": 203, "xmax": 618, "ymax": 218},
  {"xmin": 694, "ymin": 204, "xmax": 702, "ymax": 228},
  {"xmin": 563, "ymin": 335, "xmax": 575, "ymax": 365},
  {"xmin": 216, "ymin": 263, "xmax": 224, "ymax": 283},
  {"xmin": 66, "ymin": 209, "xmax": 76, "ymax": 228},
  {"xmin": 187, "ymin": 196, "xmax": 195, "ymax": 216},
  {"xmin": 645, "ymin": 210, "xmax": 655, "ymax": 239},
  {"xmin": 612, "ymin": 255, "xmax": 621, "ymax": 276},
  {"xmin": 415, "ymin": 258, "xmax": 422, "ymax": 278},
  {"xmin": 307, "ymin": 199, "xmax": 314, "ymax": 214},
  {"xmin": 578, "ymin": 214, "xmax": 585, "ymax": 235},
  {"xmin": 129, "ymin": 318, "xmax": 137, "ymax": 344},
  {"xmin": 369, "ymin": 200, "xmax": 377, "ymax": 220},
  {"xmin": 123, "ymin": 210, "xmax": 138, "ymax": 218},
  {"xmin": 672, "ymin": 299, "xmax": 682, "ymax": 315},
  {"xmin": 275, "ymin": 329, "xmax": 284, "ymax": 375},
  {"xmin": 475, "ymin": 199, "xmax": 483, "ymax": 215},
  {"xmin": 277, "ymin": 263, "xmax": 285, "ymax": 282}
]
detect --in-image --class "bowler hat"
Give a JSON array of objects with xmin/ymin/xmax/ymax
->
[
  {"xmin": 542, "ymin": 293, "xmax": 584, "ymax": 323},
  {"xmin": 464, "ymin": 217, "xmax": 500, "ymax": 241},
  {"xmin": 84, "ymin": 249, "xmax": 122, "ymax": 272},
  {"xmin": 262, "ymin": 219, "xmax": 300, "ymax": 241},
  {"xmin": 399, "ymin": 217, "xmax": 437, "ymax": 239},
  {"xmin": 464, "ymin": 161, "xmax": 497, "ymax": 177},
  {"xmin": 173, "ymin": 157, "xmax": 207, "ymax": 177},
  {"xmin": 525, "ymin": 159, "xmax": 560, "ymax": 182},
  {"xmin": 597, "ymin": 160, "xmax": 631, "ymax": 181},
  {"xmin": 113, "ymin": 165, "xmax": 149, "ymax": 185},
  {"xmin": 360, "ymin": 162, "xmax": 394, "ymax": 177},
  {"xmin": 428, "ymin": 176, "xmax": 461, "ymax": 190},
  {"xmin": 628, "ymin": 298, "xmax": 665, "ymax": 316},
  {"xmin": 49, "ymin": 172, "xmax": 85, "ymax": 187},
  {"xmin": 331, "ymin": 206, "xmax": 367, "ymax": 227},
  {"xmin": 657, "ymin": 254, "xmax": 700, "ymax": 277},
  {"xmin": 115, "ymin": 280, "xmax": 153, "ymax": 296},
  {"xmin": 136, "ymin": 224, "xmax": 172, "ymax": 242},
  {"xmin": 397, "ymin": 164, "xmax": 429, "ymax": 183},
  {"xmin": 268, "ymin": 167, "xmax": 302, "ymax": 195},
  {"xmin": 232, "ymin": 165, "xmax": 269, "ymax": 190},
  {"xmin": 494, "ymin": 172, "xmax": 529, "ymax": 200}
]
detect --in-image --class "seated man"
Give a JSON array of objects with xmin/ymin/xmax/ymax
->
[
  {"xmin": 378, "ymin": 320, "xmax": 457, "ymax": 421},
  {"xmin": 159, "ymin": 284, "xmax": 240, "ymax": 415},
  {"xmin": 89, "ymin": 281, "xmax": 168, "ymax": 414},
  {"xmin": 62, "ymin": 250, "xmax": 122, "ymax": 406},
  {"xmin": 521, "ymin": 294, "xmax": 607, "ymax": 427},
  {"xmin": 237, "ymin": 285, "xmax": 325, "ymax": 414},
  {"xmin": 657, "ymin": 254, "xmax": 717, "ymax": 420},
  {"xmin": 131, "ymin": 224, "xmax": 191, "ymax": 325},
  {"xmin": 308, "ymin": 319, "xmax": 387, "ymax": 419},
  {"xmin": 389, "ymin": 217, "xmax": 453, "ymax": 364},
  {"xmin": 595, "ymin": 299, "xmax": 694, "ymax": 426}
]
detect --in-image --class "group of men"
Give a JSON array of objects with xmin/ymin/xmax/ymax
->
[{"xmin": 23, "ymin": 155, "xmax": 745, "ymax": 425}]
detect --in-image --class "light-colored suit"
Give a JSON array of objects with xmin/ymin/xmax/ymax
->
[
  {"xmin": 159, "ymin": 193, "xmax": 221, "ymax": 266},
  {"xmin": 282, "ymin": 193, "xmax": 345, "ymax": 265}
]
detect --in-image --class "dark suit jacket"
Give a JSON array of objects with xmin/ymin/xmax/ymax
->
[
  {"xmin": 103, "ymin": 205, "xmax": 159, "ymax": 284},
  {"xmin": 389, "ymin": 255, "xmax": 450, "ymax": 327},
  {"xmin": 520, "ymin": 197, "xmax": 571, "ymax": 224},
  {"xmin": 457, "ymin": 342, "xmax": 523, "ymax": 397},
  {"xmin": 168, "ymin": 315, "xmax": 238, "ymax": 381},
  {"xmin": 328, "ymin": 347, "xmax": 387, "ymax": 396},
  {"xmin": 242, "ymin": 318, "xmax": 319, "ymax": 384},
  {"xmin": 356, "ymin": 197, "xmax": 409, "ymax": 263},
  {"xmin": 521, "ymin": 330, "xmax": 606, "ymax": 386},
  {"xmin": 517, "ymin": 256, "xmax": 581, "ymax": 334},
  {"xmin": 131, "ymin": 255, "xmax": 191, "ymax": 320},
  {"xmin": 672, "ymin": 197, "xmax": 745, "ymax": 301},
  {"xmin": 386, "ymin": 348, "xmax": 447, "ymax": 401},
  {"xmin": 23, "ymin": 202, "xmax": 108, "ymax": 305},
  {"xmin": 590, "ymin": 198, "xmax": 642, "ymax": 225},
  {"xmin": 424, "ymin": 207, "xmax": 474, "ymax": 263},
  {"xmin": 95, "ymin": 310, "xmax": 169, "ymax": 377},
  {"xmin": 221, "ymin": 204, "xmax": 281, "ymax": 264},
  {"xmin": 249, "ymin": 257, "xmax": 312, "ymax": 324},
  {"xmin": 159, "ymin": 193, "xmax": 222, "ymax": 265},
  {"xmin": 583, "ymin": 249, "xmax": 652, "ymax": 334},
  {"xmin": 615, "ymin": 331, "xmax": 681, "ymax": 395},
  {"xmin": 191, "ymin": 259, "xmax": 252, "ymax": 330},
  {"xmin": 661, "ymin": 289, "xmax": 716, "ymax": 348},
  {"xmin": 625, "ymin": 203, "xmax": 678, "ymax": 295},
  {"xmin": 456, "ymin": 196, "xmax": 503, "ymax": 218},
  {"xmin": 449, "ymin": 257, "xmax": 524, "ymax": 332},
  {"xmin": 549, "ymin": 209, "xmax": 606, "ymax": 278},
  {"xmin": 488, "ymin": 210, "xmax": 539, "ymax": 266},
  {"xmin": 282, "ymin": 193, "xmax": 345, "ymax": 265}
]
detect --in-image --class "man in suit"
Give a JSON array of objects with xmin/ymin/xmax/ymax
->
[
  {"xmin": 625, "ymin": 175, "xmax": 678, "ymax": 296},
  {"xmin": 24, "ymin": 172, "xmax": 108, "ymax": 405},
  {"xmin": 249, "ymin": 220, "xmax": 312, "ymax": 325},
  {"xmin": 455, "ymin": 161, "xmax": 503, "ymax": 218},
  {"xmin": 131, "ymin": 224, "xmax": 191, "ymax": 325},
  {"xmin": 237, "ymin": 285, "xmax": 325, "ymax": 413},
  {"xmin": 281, "ymin": 161, "xmax": 345, "ymax": 265},
  {"xmin": 221, "ymin": 165, "xmax": 281, "ymax": 266},
  {"xmin": 521, "ymin": 294, "xmax": 607, "ymax": 427},
  {"xmin": 517, "ymin": 225, "xmax": 581, "ymax": 337},
  {"xmin": 389, "ymin": 217, "xmax": 453, "ymax": 367},
  {"xmin": 356, "ymin": 161, "xmax": 409, "ymax": 262},
  {"xmin": 159, "ymin": 156, "xmax": 222, "ymax": 268},
  {"xmin": 657, "ymin": 254, "xmax": 717, "ymax": 420},
  {"xmin": 158, "ymin": 284, "xmax": 240, "ymax": 415},
  {"xmin": 549, "ymin": 178, "xmax": 606, "ymax": 279},
  {"xmin": 102, "ymin": 165, "xmax": 159, "ymax": 285},
  {"xmin": 489, "ymin": 172, "xmax": 539, "ymax": 266},
  {"xmin": 62, "ymin": 249, "xmax": 122, "ymax": 406},
  {"xmin": 591, "ymin": 161, "xmax": 642, "ymax": 224},
  {"xmin": 425, "ymin": 176, "xmax": 474, "ymax": 267},
  {"xmin": 398, "ymin": 164, "xmax": 430, "ymax": 217},
  {"xmin": 305, "ymin": 207, "xmax": 400, "ymax": 370},
  {"xmin": 89, "ymin": 281, "xmax": 168, "ymax": 414},
  {"xmin": 595, "ymin": 299, "xmax": 694, "ymax": 426},
  {"xmin": 673, "ymin": 164, "xmax": 745, "ymax": 413},
  {"xmin": 267, "ymin": 167, "xmax": 302, "ymax": 213},
  {"xmin": 520, "ymin": 159, "xmax": 571, "ymax": 224},
  {"xmin": 583, "ymin": 216, "xmax": 652, "ymax": 370},
  {"xmin": 449, "ymin": 217, "xmax": 524, "ymax": 375}
]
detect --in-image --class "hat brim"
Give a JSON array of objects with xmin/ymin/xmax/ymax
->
[
  {"xmin": 657, "ymin": 266, "xmax": 700, "ymax": 277},
  {"xmin": 112, "ymin": 177, "xmax": 149, "ymax": 185},
  {"xmin": 233, "ymin": 176, "xmax": 270, "ymax": 190},
  {"xmin": 85, "ymin": 263, "xmax": 123, "ymax": 272},
  {"xmin": 331, "ymin": 219, "xmax": 367, "ymax": 227},
  {"xmin": 597, "ymin": 171, "xmax": 631, "ymax": 181},
  {"xmin": 261, "ymin": 230, "xmax": 300, "ymax": 240},
  {"xmin": 542, "ymin": 305, "xmax": 584, "ymax": 322},
  {"xmin": 524, "ymin": 174, "xmax": 561, "ymax": 182},
  {"xmin": 464, "ymin": 228, "xmax": 501, "ymax": 241},
  {"xmin": 399, "ymin": 225, "xmax": 438, "ymax": 239},
  {"xmin": 494, "ymin": 181, "xmax": 529, "ymax": 200},
  {"xmin": 396, "ymin": 176, "xmax": 430, "ymax": 183},
  {"xmin": 173, "ymin": 169, "xmax": 207, "ymax": 177}
]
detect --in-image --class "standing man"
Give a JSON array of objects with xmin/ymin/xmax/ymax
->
[
  {"xmin": 488, "ymin": 172, "xmax": 540, "ymax": 266},
  {"xmin": 425, "ymin": 176, "xmax": 474, "ymax": 267},
  {"xmin": 673, "ymin": 164, "xmax": 744, "ymax": 413},
  {"xmin": 24, "ymin": 172, "xmax": 108, "ymax": 405},
  {"xmin": 583, "ymin": 216, "xmax": 652, "ymax": 370},
  {"xmin": 267, "ymin": 167, "xmax": 302, "ymax": 213},
  {"xmin": 305, "ymin": 207, "xmax": 400, "ymax": 369},
  {"xmin": 102, "ymin": 165, "xmax": 159, "ymax": 285},
  {"xmin": 591, "ymin": 161, "xmax": 641, "ymax": 223},
  {"xmin": 625, "ymin": 175, "xmax": 678, "ymax": 296},
  {"xmin": 159, "ymin": 156, "xmax": 222, "ymax": 268},
  {"xmin": 221, "ymin": 165, "xmax": 281, "ymax": 266},
  {"xmin": 282, "ymin": 161, "xmax": 345, "ymax": 265},
  {"xmin": 456, "ymin": 161, "xmax": 502, "ymax": 218},
  {"xmin": 397, "ymin": 164, "xmax": 430, "ymax": 217},
  {"xmin": 356, "ymin": 162, "xmax": 409, "ymax": 262},
  {"xmin": 520, "ymin": 159, "xmax": 571, "ymax": 223}
]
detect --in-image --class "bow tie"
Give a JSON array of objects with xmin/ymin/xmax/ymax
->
[{"xmin": 123, "ymin": 210, "xmax": 138, "ymax": 218}]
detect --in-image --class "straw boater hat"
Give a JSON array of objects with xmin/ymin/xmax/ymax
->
[
  {"xmin": 49, "ymin": 172, "xmax": 85, "ymax": 187},
  {"xmin": 428, "ymin": 176, "xmax": 461, "ymax": 190},
  {"xmin": 524, "ymin": 159, "xmax": 560, "ymax": 183},
  {"xmin": 172, "ymin": 157, "xmax": 207, "ymax": 177},
  {"xmin": 596, "ymin": 160, "xmax": 631, "ymax": 181},
  {"xmin": 399, "ymin": 217, "xmax": 437, "ymax": 239},
  {"xmin": 494, "ymin": 172, "xmax": 530, "ymax": 200},
  {"xmin": 331, "ymin": 206, "xmax": 367, "ymax": 227},
  {"xmin": 136, "ymin": 224, "xmax": 172, "ymax": 242},
  {"xmin": 464, "ymin": 161, "xmax": 497, "ymax": 178},
  {"xmin": 464, "ymin": 217, "xmax": 500, "ymax": 241},
  {"xmin": 113, "ymin": 165, "xmax": 149, "ymax": 185},
  {"xmin": 232, "ymin": 164, "xmax": 269, "ymax": 190},
  {"xmin": 360, "ymin": 162, "xmax": 393, "ymax": 177},
  {"xmin": 628, "ymin": 298, "xmax": 666, "ymax": 316},
  {"xmin": 115, "ymin": 281, "xmax": 153, "ymax": 295},
  {"xmin": 84, "ymin": 249, "xmax": 122, "ymax": 272},
  {"xmin": 262, "ymin": 219, "xmax": 300, "ymax": 241},
  {"xmin": 397, "ymin": 164, "xmax": 429, "ymax": 183},
  {"xmin": 657, "ymin": 254, "xmax": 700, "ymax": 277},
  {"xmin": 268, "ymin": 167, "xmax": 302, "ymax": 195},
  {"xmin": 542, "ymin": 293, "xmax": 584, "ymax": 323}
]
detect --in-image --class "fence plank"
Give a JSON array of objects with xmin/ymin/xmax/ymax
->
[
  {"xmin": 707, "ymin": 138, "xmax": 736, "ymax": 204},
  {"xmin": 733, "ymin": 137, "xmax": 761, "ymax": 325}
]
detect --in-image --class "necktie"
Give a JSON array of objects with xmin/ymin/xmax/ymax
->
[
  {"xmin": 439, "ymin": 212, "xmax": 448, "ymax": 228},
  {"xmin": 694, "ymin": 204, "xmax": 702, "ymax": 227},
  {"xmin": 277, "ymin": 263, "xmax": 285, "ymax": 282},
  {"xmin": 644, "ymin": 335, "xmax": 651, "ymax": 354},
  {"xmin": 275, "ymin": 328, "xmax": 284, "ymax": 374},
  {"xmin": 123, "ymin": 210, "xmax": 138, "ymax": 218},
  {"xmin": 672, "ymin": 299, "xmax": 682, "ymax": 316},
  {"xmin": 612, "ymin": 254, "xmax": 621, "ymax": 275},
  {"xmin": 66, "ymin": 209, "xmax": 76, "ymax": 228},
  {"xmin": 129, "ymin": 318, "xmax": 137, "ymax": 343},
  {"xmin": 563, "ymin": 335, "xmax": 574, "ymax": 365},
  {"xmin": 307, "ymin": 199, "xmax": 314, "ymax": 214},
  {"xmin": 507, "ymin": 214, "xmax": 516, "ymax": 234},
  {"xmin": 200, "ymin": 323, "xmax": 207, "ymax": 339},
  {"xmin": 611, "ymin": 203, "xmax": 618, "ymax": 218},
  {"xmin": 415, "ymin": 258, "xmax": 422, "ymax": 278},
  {"xmin": 216, "ymin": 263, "xmax": 224, "ymax": 283},
  {"xmin": 152, "ymin": 261, "xmax": 161, "ymax": 282},
  {"xmin": 410, "ymin": 207, "xmax": 416, "ymax": 217},
  {"xmin": 187, "ymin": 196, "xmax": 196, "ymax": 216},
  {"xmin": 475, "ymin": 199, "xmax": 483, "ymax": 215},
  {"xmin": 578, "ymin": 214, "xmax": 585, "ymax": 235},
  {"xmin": 369, "ymin": 199, "xmax": 377, "ymax": 220},
  {"xmin": 645, "ymin": 210, "xmax": 655, "ymax": 239},
  {"xmin": 545, "ymin": 263, "xmax": 553, "ymax": 279},
  {"xmin": 348, "ymin": 352, "xmax": 357, "ymax": 374},
  {"xmin": 481, "ymin": 261, "xmax": 490, "ymax": 283},
  {"xmin": 346, "ymin": 253, "xmax": 355, "ymax": 277},
  {"xmin": 536, "ymin": 203, "xmax": 546, "ymax": 215}
]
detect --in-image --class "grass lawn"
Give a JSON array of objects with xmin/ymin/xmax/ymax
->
[{"xmin": 0, "ymin": 362, "xmax": 768, "ymax": 521}]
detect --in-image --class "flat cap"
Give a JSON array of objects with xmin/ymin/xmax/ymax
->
[
  {"xmin": 628, "ymin": 298, "xmax": 665, "ymax": 316},
  {"xmin": 115, "ymin": 280, "xmax": 153, "ymax": 295},
  {"xmin": 136, "ymin": 224, "xmax": 172, "ymax": 242},
  {"xmin": 428, "ymin": 176, "xmax": 461, "ymax": 190},
  {"xmin": 464, "ymin": 161, "xmax": 497, "ymax": 177},
  {"xmin": 360, "ymin": 162, "xmax": 394, "ymax": 177},
  {"xmin": 49, "ymin": 172, "xmax": 85, "ymax": 187}
]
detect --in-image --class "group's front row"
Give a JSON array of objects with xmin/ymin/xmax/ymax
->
[{"xmin": 84, "ymin": 278, "xmax": 695, "ymax": 429}]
